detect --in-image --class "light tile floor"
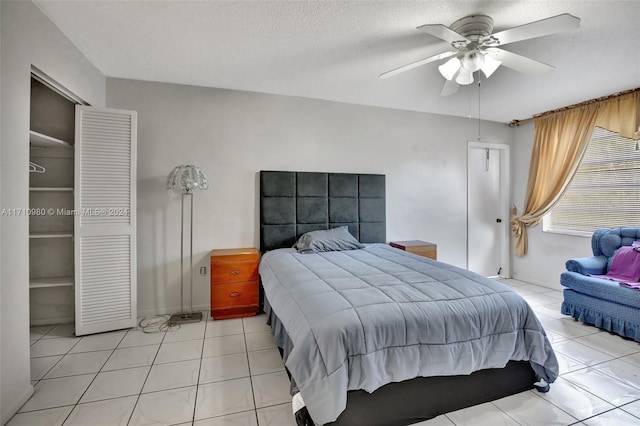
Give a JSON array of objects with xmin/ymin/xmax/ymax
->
[{"xmin": 11, "ymin": 279, "xmax": 640, "ymax": 426}]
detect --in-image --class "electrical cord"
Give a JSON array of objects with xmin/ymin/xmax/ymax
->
[{"xmin": 137, "ymin": 315, "xmax": 181, "ymax": 334}]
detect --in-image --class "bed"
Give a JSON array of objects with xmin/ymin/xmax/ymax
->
[{"xmin": 258, "ymin": 171, "xmax": 558, "ymax": 426}]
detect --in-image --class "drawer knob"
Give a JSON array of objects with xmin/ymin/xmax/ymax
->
[
  {"xmin": 230, "ymin": 292, "xmax": 240, "ymax": 297},
  {"xmin": 230, "ymin": 270, "xmax": 240, "ymax": 275}
]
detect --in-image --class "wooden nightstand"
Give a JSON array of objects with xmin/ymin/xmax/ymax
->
[
  {"xmin": 390, "ymin": 240, "xmax": 437, "ymax": 260},
  {"xmin": 210, "ymin": 248, "xmax": 260, "ymax": 320}
]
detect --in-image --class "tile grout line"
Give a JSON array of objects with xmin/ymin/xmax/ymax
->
[
  {"xmin": 17, "ymin": 330, "xmax": 128, "ymax": 423},
  {"xmin": 616, "ymin": 400, "xmax": 640, "ymax": 420},
  {"xmin": 124, "ymin": 322, "xmax": 168, "ymax": 426},
  {"xmin": 526, "ymin": 383, "xmax": 584, "ymax": 423},
  {"xmin": 191, "ymin": 311, "xmax": 208, "ymax": 425},
  {"xmin": 242, "ymin": 316, "xmax": 261, "ymax": 425},
  {"xmin": 547, "ymin": 346, "xmax": 640, "ymax": 422},
  {"xmin": 487, "ymin": 400, "xmax": 526, "ymax": 426},
  {"xmin": 578, "ymin": 406, "xmax": 640, "ymax": 424},
  {"xmin": 61, "ymin": 330, "xmax": 129, "ymax": 425},
  {"xmin": 20, "ymin": 327, "xmax": 84, "ymax": 416}
]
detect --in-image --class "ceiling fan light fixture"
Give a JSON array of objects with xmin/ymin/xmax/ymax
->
[
  {"xmin": 381, "ymin": 13, "xmax": 580, "ymax": 95},
  {"xmin": 481, "ymin": 55, "xmax": 502, "ymax": 78},
  {"xmin": 461, "ymin": 49, "xmax": 485, "ymax": 72},
  {"xmin": 455, "ymin": 69, "xmax": 474, "ymax": 85},
  {"xmin": 438, "ymin": 57, "xmax": 461, "ymax": 80}
]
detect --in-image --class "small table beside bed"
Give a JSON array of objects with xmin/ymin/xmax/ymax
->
[{"xmin": 258, "ymin": 170, "xmax": 558, "ymax": 426}]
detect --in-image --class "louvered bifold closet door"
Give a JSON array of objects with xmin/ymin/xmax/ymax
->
[{"xmin": 75, "ymin": 106, "xmax": 137, "ymax": 336}]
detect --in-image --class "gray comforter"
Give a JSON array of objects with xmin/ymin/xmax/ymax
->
[{"xmin": 259, "ymin": 244, "xmax": 558, "ymax": 425}]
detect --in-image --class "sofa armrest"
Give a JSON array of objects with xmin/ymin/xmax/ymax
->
[{"xmin": 565, "ymin": 255, "xmax": 608, "ymax": 275}]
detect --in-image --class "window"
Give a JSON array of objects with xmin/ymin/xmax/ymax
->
[{"xmin": 544, "ymin": 127, "xmax": 640, "ymax": 235}]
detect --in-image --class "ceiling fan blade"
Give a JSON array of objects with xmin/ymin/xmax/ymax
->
[
  {"xmin": 484, "ymin": 48, "xmax": 554, "ymax": 76},
  {"xmin": 486, "ymin": 14, "xmax": 580, "ymax": 46},
  {"xmin": 440, "ymin": 79, "xmax": 459, "ymax": 97},
  {"xmin": 417, "ymin": 24, "xmax": 470, "ymax": 45},
  {"xmin": 379, "ymin": 51, "xmax": 457, "ymax": 79}
]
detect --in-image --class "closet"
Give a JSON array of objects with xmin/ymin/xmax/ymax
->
[
  {"xmin": 29, "ymin": 73, "xmax": 138, "ymax": 336},
  {"xmin": 29, "ymin": 76, "xmax": 77, "ymax": 325}
]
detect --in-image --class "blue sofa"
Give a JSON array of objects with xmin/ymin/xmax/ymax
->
[{"xmin": 561, "ymin": 227, "xmax": 640, "ymax": 341}]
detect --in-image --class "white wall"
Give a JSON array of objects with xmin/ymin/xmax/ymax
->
[
  {"xmin": 0, "ymin": 2, "xmax": 105, "ymax": 423},
  {"xmin": 0, "ymin": 0, "xmax": 4, "ymax": 419},
  {"xmin": 510, "ymin": 122, "xmax": 592, "ymax": 290},
  {"xmin": 106, "ymin": 78, "xmax": 513, "ymax": 316}
]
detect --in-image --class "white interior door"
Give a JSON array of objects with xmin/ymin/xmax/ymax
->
[
  {"xmin": 75, "ymin": 106, "xmax": 137, "ymax": 336},
  {"xmin": 467, "ymin": 142, "xmax": 510, "ymax": 278}
]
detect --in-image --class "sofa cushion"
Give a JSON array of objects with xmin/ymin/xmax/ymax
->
[
  {"xmin": 600, "ymin": 233, "xmax": 624, "ymax": 258},
  {"xmin": 592, "ymin": 227, "xmax": 640, "ymax": 258},
  {"xmin": 566, "ymin": 256, "xmax": 608, "ymax": 275},
  {"xmin": 561, "ymin": 271, "xmax": 640, "ymax": 307}
]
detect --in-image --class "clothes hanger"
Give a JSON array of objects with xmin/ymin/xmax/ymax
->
[{"xmin": 29, "ymin": 161, "xmax": 46, "ymax": 173}]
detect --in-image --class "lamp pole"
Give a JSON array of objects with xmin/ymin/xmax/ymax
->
[{"xmin": 167, "ymin": 165, "xmax": 208, "ymax": 325}]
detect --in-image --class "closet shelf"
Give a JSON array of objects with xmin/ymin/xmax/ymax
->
[
  {"xmin": 30, "ymin": 130, "xmax": 73, "ymax": 148},
  {"xmin": 29, "ymin": 231, "xmax": 73, "ymax": 239},
  {"xmin": 29, "ymin": 187, "xmax": 74, "ymax": 192},
  {"xmin": 29, "ymin": 276, "xmax": 74, "ymax": 289}
]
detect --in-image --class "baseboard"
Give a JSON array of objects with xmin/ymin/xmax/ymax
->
[
  {"xmin": 137, "ymin": 303, "xmax": 211, "ymax": 321},
  {"xmin": 1, "ymin": 384, "xmax": 34, "ymax": 425},
  {"xmin": 29, "ymin": 316, "xmax": 74, "ymax": 326},
  {"xmin": 30, "ymin": 305, "xmax": 214, "ymax": 328},
  {"xmin": 511, "ymin": 273, "xmax": 562, "ymax": 291}
]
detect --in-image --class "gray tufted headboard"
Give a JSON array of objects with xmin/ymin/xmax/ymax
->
[{"xmin": 260, "ymin": 171, "xmax": 386, "ymax": 252}]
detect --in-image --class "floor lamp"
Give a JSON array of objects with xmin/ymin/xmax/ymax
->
[{"xmin": 167, "ymin": 165, "xmax": 209, "ymax": 324}]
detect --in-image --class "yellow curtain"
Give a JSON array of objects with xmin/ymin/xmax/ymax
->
[
  {"xmin": 511, "ymin": 106, "xmax": 599, "ymax": 256},
  {"xmin": 595, "ymin": 91, "xmax": 640, "ymax": 139},
  {"xmin": 512, "ymin": 89, "xmax": 640, "ymax": 256}
]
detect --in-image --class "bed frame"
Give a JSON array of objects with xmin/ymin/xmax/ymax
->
[{"xmin": 259, "ymin": 170, "xmax": 536, "ymax": 426}]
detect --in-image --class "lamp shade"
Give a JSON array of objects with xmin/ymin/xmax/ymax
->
[
  {"xmin": 455, "ymin": 69, "xmax": 474, "ymax": 85},
  {"xmin": 438, "ymin": 57, "xmax": 461, "ymax": 81},
  {"xmin": 167, "ymin": 165, "xmax": 209, "ymax": 193},
  {"xmin": 461, "ymin": 50, "xmax": 485, "ymax": 72}
]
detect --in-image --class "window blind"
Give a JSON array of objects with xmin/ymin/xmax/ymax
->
[{"xmin": 545, "ymin": 127, "xmax": 640, "ymax": 234}]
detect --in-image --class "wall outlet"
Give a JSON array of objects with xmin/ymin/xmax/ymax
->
[{"xmin": 200, "ymin": 266, "xmax": 207, "ymax": 275}]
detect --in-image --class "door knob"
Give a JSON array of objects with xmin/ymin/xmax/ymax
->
[{"xmin": 496, "ymin": 218, "xmax": 502, "ymax": 223}]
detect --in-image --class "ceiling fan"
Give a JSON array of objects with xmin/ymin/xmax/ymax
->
[{"xmin": 379, "ymin": 14, "xmax": 580, "ymax": 95}]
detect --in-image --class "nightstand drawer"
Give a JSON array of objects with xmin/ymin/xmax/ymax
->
[
  {"xmin": 210, "ymin": 260, "xmax": 258, "ymax": 284},
  {"xmin": 211, "ymin": 281, "xmax": 258, "ymax": 306},
  {"xmin": 211, "ymin": 281, "xmax": 259, "ymax": 320}
]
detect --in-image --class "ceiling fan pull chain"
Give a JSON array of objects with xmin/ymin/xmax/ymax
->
[{"xmin": 477, "ymin": 79, "xmax": 482, "ymax": 141}]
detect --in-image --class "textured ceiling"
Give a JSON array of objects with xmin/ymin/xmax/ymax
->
[{"xmin": 35, "ymin": 0, "xmax": 640, "ymax": 123}]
